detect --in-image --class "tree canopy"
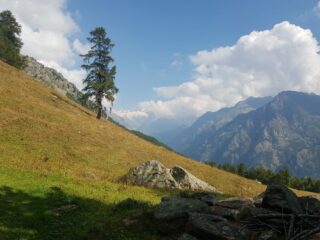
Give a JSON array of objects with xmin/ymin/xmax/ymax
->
[
  {"xmin": 81, "ymin": 27, "xmax": 118, "ymax": 119},
  {"xmin": 0, "ymin": 10, "xmax": 25, "ymax": 68}
]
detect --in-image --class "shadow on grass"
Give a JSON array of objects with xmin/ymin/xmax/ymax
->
[{"xmin": 0, "ymin": 186, "xmax": 160, "ymax": 240}]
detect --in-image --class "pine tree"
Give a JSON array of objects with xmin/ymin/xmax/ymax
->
[
  {"xmin": 0, "ymin": 10, "xmax": 25, "ymax": 68},
  {"xmin": 81, "ymin": 27, "xmax": 118, "ymax": 119}
]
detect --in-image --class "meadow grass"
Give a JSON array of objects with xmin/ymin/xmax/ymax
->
[{"xmin": 0, "ymin": 61, "xmax": 318, "ymax": 239}]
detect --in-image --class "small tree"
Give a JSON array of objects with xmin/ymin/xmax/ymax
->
[
  {"xmin": 0, "ymin": 10, "xmax": 25, "ymax": 68},
  {"xmin": 81, "ymin": 27, "xmax": 118, "ymax": 119}
]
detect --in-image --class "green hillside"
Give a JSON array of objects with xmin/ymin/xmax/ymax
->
[{"xmin": 0, "ymin": 61, "xmax": 317, "ymax": 240}]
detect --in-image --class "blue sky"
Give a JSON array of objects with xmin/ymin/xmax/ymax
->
[
  {"xmin": 2, "ymin": 0, "xmax": 320, "ymax": 124},
  {"xmin": 66, "ymin": 0, "xmax": 320, "ymax": 109}
]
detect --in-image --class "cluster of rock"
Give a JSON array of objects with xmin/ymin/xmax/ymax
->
[
  {"xmin": 23, "ymin": 56, "xmax": 97, "ymax": 112},
  {"xmin": 125, "ymin": 160, "xmax": 216, "ymax": 192},
  {"xmin": 23, "ymin": 56, "xmax": 82, "ymax": 100},
  {"xmin": 153, "ymin": 185, "xmax": 320, "ymax": 240}
]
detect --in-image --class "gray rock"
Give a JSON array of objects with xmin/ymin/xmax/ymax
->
[
  {"xmin": 261, "ymin": 185, "xmax": 303, "ymax": 214},
  {"xmin": 217, "ymin": 197, "xmax": 255, "ymax": 209},
  {"xmin": 187, "ymin": 213, "xmax": 250, "ymax": 240},
  {"xmin": 171, "ymin": 166, "xmax": 216, "ymax": 192},
  {"xmin": 127, "ymin": 160, "xmax": 178, "ymax": 189},
  {"xmin": 154, "ymin": 198, "xmax": 211, "ymax": 220},
  {"xmin": 178, "ymin": 233, "xmax": 199, "ymax": 240},
  {"xmin": 126, "ymin": 160, "xmax": 216, "ymax": 192},
  {"xmin": 237, "ymin": 205, "xmax": 275, "ymax": 221},
  {"xmin": 256, "ymin": 230, "xmax": 278, "ymax": 240},
  {"xmin": 154, "ymin": 197, "xmax": 211, "ymax": 234},
  {"xmin": 23, "ymin": 56, "xmax": 97, "ymax": 112},
  {"xmin": 299, "ymin": 196, "xmax": 320, "ymax": 214},
  {"xmin": 188, "ymin": 192, "xmax": 217, "ymax": 206},
  {"xmin": 210, "ymin": 205, "xmax": 240, "ymax": 220}
]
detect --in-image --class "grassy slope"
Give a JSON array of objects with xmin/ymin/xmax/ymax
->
[{"xmin": 0, "ymin": 61, "xmax": 318, "ymax": 239}]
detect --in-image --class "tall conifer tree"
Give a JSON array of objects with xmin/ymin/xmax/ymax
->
[{"xmin": 81, "ymin": 27, "xmax": 118, "ymax": 119}]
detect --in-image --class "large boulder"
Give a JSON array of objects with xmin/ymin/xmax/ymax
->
[
  {"xmin": 126, "ymin": 160, "xmax": 178, "ymax": 189},
  {"xmin": 261, "ymin": 185, "xmax": 303, "ymax": 214},
  {"xmin": 171, "ymin": 166, "xmax": 216, "ymax": 192},
  {"xmin": 299, "ymin": 196, "xmax": 320, "ymax": 214},
  {"xmin": 126, "ymin": 160, "xmax": 216, "ymax": 192},
  {"xmin": 187, "ymin": 213, "xmax": 250, "ymax": 240},
  {"xmin": 178, "ymin": 233, "xmax": 199, "ymax": 240},
  {"xmin": 154, "ymin": 197, "xmax": 212, "ymax": 234}
]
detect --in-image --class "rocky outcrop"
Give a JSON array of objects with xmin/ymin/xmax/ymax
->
[
  {"xmin": 23, "ymin": 56, "xmax": 82, "ymax": 100},
  {"xmin": 153, "ymin": 185, "xmax": 320, "ymax": 240},
  {"xmin": 23, "ymin": 56, "xmax": 97, "ymax": 112},
  {"xmin": 261, "ymin": 185, "xmax": 303, "ymax": 214},
  {"xmin": 126, "ymin": 160, "xmax": 216, "ymax": 192}
]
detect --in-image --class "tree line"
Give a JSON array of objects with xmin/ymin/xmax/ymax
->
[
  {"xmin": 0, "ymin": 10, "xmax": 118, "ymax": 119},
  {"xmin": 206, "ymin": 162, "xmax": 320, "ymax": 193}
]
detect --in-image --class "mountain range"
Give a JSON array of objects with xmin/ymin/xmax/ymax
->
[{"xmin": 181, "ymin": 91, "xmax": 320, "ymax": 178}]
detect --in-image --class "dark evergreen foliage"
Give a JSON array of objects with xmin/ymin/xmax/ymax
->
[
  {"xmin": 81, "ymin": 27, "xmax": 118, "ymax": 119},
  {"xmin": 0, "ymin": 10, "xmax": 25, "ymax": 68},
  {"xmin": 207, "ymin": 162, "xmax": 320, "ymax": 193}
]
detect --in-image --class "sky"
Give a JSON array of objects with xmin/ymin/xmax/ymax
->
[{"xmin": 1, "ymin": 0, "xmax": 320, "ymax": 125}]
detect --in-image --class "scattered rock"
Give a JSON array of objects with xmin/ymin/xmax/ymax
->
[
  {"xmin": 187, "ymin": 213, "xmax": 249, "ymax": 240},
  {"xmin": 126, "ymin": 160, "xmax": 216, "ymax": 192},
  {"xmin": 170, "ymin": 166, "xmax": 216, "ymax": 192},
  {"xmin": 126, "ymin": 160, "xmax": 178, "ymax": 189},
  {"xmin": 188, "ymin": 192, "xmax": 217, "ymax": 206},
  {"xmin": 217, "ymin": 197, "xmax": 255, "ymax": 209},
  {"xmin": 210, "ymin": 206, "xmax": 240, "ymax": 220},
  {"xmin": 254, "ymin": 192, "xmax": 265, "ymax": 207},
  {"xmin": 178, "ymin": 233, "xmax": 199, "ymax": 240},
  {"xmin": 261, "ymin": 185, "xmax": 303, "ymax": 214},
  {"xmin": 237, "ymin": 205, "xmax": 275, "ymax": 221},
  {"xmin": 299, "ymin": 196, "xmax": 320, "ymax": 214},
  {"xmin": 154, "ymin": 197, "xmax": 211, "ymax": 233},
  {"xmin": 256, "ymin": 229, "xmax": 278, "ymax": 240}
]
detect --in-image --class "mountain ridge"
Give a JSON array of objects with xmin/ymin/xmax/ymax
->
[{"xmin": 185, "ymin": 91, "xmax": 320, "ymax": 178}]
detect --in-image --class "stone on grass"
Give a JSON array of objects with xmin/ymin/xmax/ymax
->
[
  {"xmin": 126, "ymin": 160, "xmax": 216, "ymax": 192},
  {"xmin": 187, "ymin": 213, "xmax": 249, "ymax": 240},
  {"xmin": 170, "ymin": 166, "xmax": 216, "ymax": 192},
  {"xmin": 261, "ymin": 185, "xmax": 303, "ymax": 214},
  {"xmin": 126, "ymin": 160, "xmax": 178, "ymax": 189},
  {"xmin": 154, "ymin": 197, "xmax": 211, "ymax": 234}
]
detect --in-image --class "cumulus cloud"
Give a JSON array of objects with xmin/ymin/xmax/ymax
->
[
  {"xmin": 0, "ymin": 0, "xmax": 87, "ymax": 87},
  {"xmin": 113, "ymin": 109, "xmax": 149, "ymax": 120},
  {"xmin": 132, "ymin": 21, "xmax": 320, "ymax": 122},
  {"xmin": 73, "ymin": 39, "xmax": 90, "ymax": 55}
]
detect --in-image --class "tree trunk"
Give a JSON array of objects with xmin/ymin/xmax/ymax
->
[
  {"xmin": 96, "ymin": 95, "xmax": 103, "ymax": 120},
  {"xmin": 96, "ymin": 107, "xmax": 102, "ymax": 119}
]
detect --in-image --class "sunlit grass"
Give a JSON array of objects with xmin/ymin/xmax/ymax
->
[{"xmin": 0, "ymin": 61, "xmax": 318, "ymax": 239}]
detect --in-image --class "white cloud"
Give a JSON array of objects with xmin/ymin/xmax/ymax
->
[
  {"xmin": 128, "ymin": 21, "xmax": 320, "ymax": 123},
  {"xmin": 113, "ymin": 109, "xmax": 149, "ymax": 120},
  {"xmin": 313, "ymin": 1, "xmax": 320, "ymax": 16},
  {"xmin": 73, "ymin": 39, "xmax": 90, "ymax": 55},
  {"xmin": 0, "ymin": 0, "xmax": 87, "ymax": 87}
]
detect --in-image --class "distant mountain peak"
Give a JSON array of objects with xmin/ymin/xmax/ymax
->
[{"xmin": 184, "ymin": 91, "xmax": 320, "ymax": 178}]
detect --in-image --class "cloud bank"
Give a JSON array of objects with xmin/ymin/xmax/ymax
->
[
  {"xmin": 133, "ymin": 21, "xmax": 320, "ymax": 123},
  {"xmin": 0, "ymin": 0, "xmax": 86, "ymax": 89}
]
